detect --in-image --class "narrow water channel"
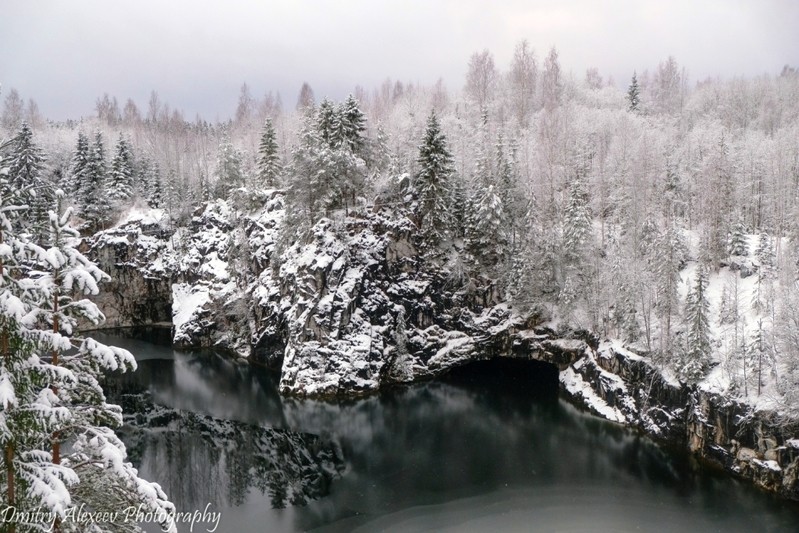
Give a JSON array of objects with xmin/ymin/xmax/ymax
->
[{"xmin": 97, "ymin": 330, "xmax": 799, "ymax": 532}]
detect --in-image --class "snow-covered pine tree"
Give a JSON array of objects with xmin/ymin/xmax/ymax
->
[
  {"xmin": 655, "ymin": 222, "xmax": 685, "ymax": 353},
  {"xmin": 662, "ymin": 162, "xmax": 685, "ymax": 221},
  {"xmin": 131, "ymin": 155, "xmax": 146, "ymax": 201},
  {"xmin": 81, "ymin": 132, "xmax": 111, "ymax": 231},
  {"xmin": 198, "ymin": 170, "xmax": 210, "ymax": 204},
  {"xmin": 469, "ymin": 185, "xmax": 506, "ymax": 266},
  {"xmin": 326, "ymin": 101, "xmax": 368, "ymax": 214},
  {"xmin": 139, "ymin": 156, "xmax": 163, "ymax": 209},
  {"xmin": 370, "ymin": 123, "xmax": 392, "ymax": 176},
  {"xmin": 494, "ymin": 134, "xmax": 523, "ymax": 249},
  {"xmin": 637, "ymin": 217, "xmax": 660, "ymax": 259},
  {"xmin": 286, "ymin": 116, "xmax": 338, "ymax": 222},
  {"xmin": 65, "ymin": 132, "xmax": 90, "ymax": 199},
  {"xmin": 728, "ymin": 220, "xmax": 749, "ymax": 257},
  {"xmin": 336, "ymin": 148, "xmax": 366, "ymax": 216},
  {"xmin": 472, "ymin": 122, "xmax": 492, "ymax": 189},
  {"xmin": 0, "ymin": 152, "xmax": 58, "ymax": 533},
  {"xmin": 449, "ymin": 175, "xmax": 469, "ymax": 240},
  {"xmin": 6, "ymin": 122, "xmax": 53, "ymax": 243},
  {"xmin": 213, "ymin": 132, "xmax": 244, "ymax": 199},
  {"xmin": 415, "ymin": 110, "xmax": 454, "ymax": 249},
  {"xmin": 752, "ymin": 230, "xmax": 775, "ymax": 313},
  {"xmin": 506, "ymin": 197, "xmax": 545, "ymax": 310},
  {"xmin": 755, "ymin": 230, "xmax": 775, "ymax": 271},
  {"xmin": 737, "ymin": 322, "xmax": 750, "ymax": 396},
  {"xmin": 563, "ymin": 169, "xmax": 592, "ymax": 265},
  {"xmin": 627, "ymin": 72, "xmax": 641, "ymax": 112},
  {"xmin": 256, "ymin": 118, "xmax": 281, "ymax": 188},
  {"xmin": 602, "ymin": 234, "xmax": 641, "ymax": 343},
  {"xmin": 718, "ymin": 284, "xmax": 732, "ymax": 326},
  {"xmin": 746, "ymin": 318, "xmax": 773, "ymax": 397},
  {"xmin": 9, "ymin": 190, "xmax": 177, "ymax": 532},
  {"xmin": 163, "ymin": 168, "xmax": 182, "ymax": 221},
  {"xmin": 559, "ymin": 274, "xmax": 577, "ymax": 315},
  {"xmin": 705, "ymin": 133, "xmax": 735, "ymax": 266},
  {"xmin": 316, "ymin": 99, "xmax": 337, "ymax": 147},
  {"xmin": 0, "ymin": 145, "xmax": 174, "ymax": 531},
  {"xmin": 107, "ymin": 134, "xmax": 134, "ymax": 204},
  {"xmin": 339, "ymin": 94, "xmax": 366, "ymax": 156},
  {"xmin": 681, "ymin": 264, "xmax": 712, "ymax": 382}
]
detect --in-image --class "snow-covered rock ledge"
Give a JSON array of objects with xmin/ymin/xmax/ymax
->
[
  {"xmin": 560, "ymin": 339, "xmax": 799, "ymax": 501},
  {"xmin": 85, "ymin": 201, "xmax": 799, "ymax": 501}
]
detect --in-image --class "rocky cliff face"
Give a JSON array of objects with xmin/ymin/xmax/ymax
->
[
  {"xmin": 86, "ymin": 198, "xmax": 799, "ymax": 501},
  {"xmin": 561, "ymin": 341, "xmax": 799, "ymax": 500},
  {"xmin": 86, "ymin": 210, "xmax": 173, "ymax": 328},
  {"xmin": 249, "ymin": 207, "xmax": 517, "ymax": 397}
]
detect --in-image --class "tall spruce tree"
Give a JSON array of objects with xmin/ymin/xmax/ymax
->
[
  {"xmin": 728, "ymin": 220, "xmax": 749, "ymax": 257},
  {"xmin": 286, "ymin": 116, "xmax": 337, "ymax": 221},
  {"xmin": 6, "ymin": 122, "xmax": 52, "ymax": 242},
  {"xmin": 256, "ymin": 118, "xmax": 281, "ymax": 188},
  {"xmin": 752, "ymin": 231, "xmax": 775, "ymax": 314},
  {"xmin": 0, "ymin": 152, "xmax": 46, "ymax": 533},
  {"xmin": 627, "ymin": 72, "xmax": 641, "ymax": 112},
  {"xmin": 213, "ymin": 132, "xmax": 244, "ymax": 199},
  {"xmin": 81, "ymin": 132, "xmax": 111, "ymax": 230},
  {"xmin": 316, "ymin": 99, "xmax": 337, "ymax": 147},
  {"xmin": 469, "ymin": 184, "xmax": 506, "ymax": 266},
  {"xmin": 339, "ymin": 95, "xmax": 367, "ymax": 156},
  {"xmin": 655, "ymin": 222, "xmax": 686, "ymax": 353},
  {"xmin": 449, "ymin": 175, "xmax": 469, "ymax": 240},
  {"xmin": 756, "ymin": 231, "xmax": 775, "ymax": 271},
  {"xmin": 331, "ymin": 99, "xmax": 368, "ymax": 214},
  {"xmin": 107, "ymin": 134, "xmax": 134, "ymax": 203},
  {"xmin": 415, "ymin": 110, "xmax": 454, "ymax": 247},
  {"xmin": 66, "ymin": 132, "xmax": 90, "ymax": 199},
  {"xmin": 682, "ymin": 264, "xmax": 712, "ymax": 381},
  {"xmin": 746, "ymin": 318, "xmax": 773, "ymax": 396},
  {"xmin": 563, "ymin": 170, "xmax": 592, "ymax": 264},
  {"xmin": 138, "ymin": 156, "xmax": 163, "ymax": 209}
]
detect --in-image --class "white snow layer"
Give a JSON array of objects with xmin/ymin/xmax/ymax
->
[
  {"xmin": 560, "ymin": 366, "xmax": 627, "ymax": 424},
  {"xmin": 172, "ymin": 283, "xmax": 210, "ymax": 333}
]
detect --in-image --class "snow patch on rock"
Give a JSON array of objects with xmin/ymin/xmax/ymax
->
[
  {"xmin": 171, "ymin": 283, "xmax": 210, "ymax": 343},
  {"xmin": 561, "ymin": 366, "xmax": 626, "ymax": 424}
]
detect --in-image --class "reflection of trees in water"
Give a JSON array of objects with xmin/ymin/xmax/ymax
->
[
  {"xmin": 117, "ymin": 393, "xmax": 344, "ymax": 512},
  {"xmin": 101, "ymin": 358, "xmax": 177, "ymax": 397}
]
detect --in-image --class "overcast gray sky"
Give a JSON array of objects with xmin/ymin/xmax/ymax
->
[{"xmin": 2, "ymin": 0, "xmax": 797, "ymax": 121}]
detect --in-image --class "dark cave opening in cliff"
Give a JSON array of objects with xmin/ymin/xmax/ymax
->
[{"xmin": 440, "ymin": 358, "xmax": 560, "ymax": 403}]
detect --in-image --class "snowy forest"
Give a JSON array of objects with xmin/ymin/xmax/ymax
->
[{"xmin": 2, "ymin": 41, "xmax": 799, "ymax": 527}]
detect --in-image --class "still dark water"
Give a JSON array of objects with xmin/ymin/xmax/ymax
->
[{"xmin": 97, "ymin": 330, "xmax": 799, "ymax": 532}]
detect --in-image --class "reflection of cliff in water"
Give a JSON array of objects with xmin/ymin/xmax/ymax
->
[
  {"xmin": 285, "ymin": 360, "xmax": 795, "ymax": 532},
  {"xmin": 100, "ymin": 335, "xmax": 799, "ymax": 533},
  {"xmin": 115, "ymin": 393, "xmax": 344, "ymax": 512}
]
